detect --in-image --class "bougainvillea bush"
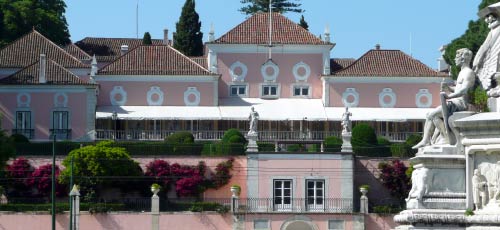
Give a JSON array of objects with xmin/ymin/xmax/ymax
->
[
  {"xmin": 28, "ymin": 164, "xmax": 66, "ymax": 197},
  {"xmin": 378, "ymin": 160, "xmax": 410, "ymax": 201},
  {"xmin": 6, "ymin": 157, "xmax": 33, "ymax": 193}
]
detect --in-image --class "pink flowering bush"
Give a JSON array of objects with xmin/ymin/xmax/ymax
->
[
  {"xmin": 28, "ymin": 164, "xmax": 65, "ymax": 197},
  {"xmin": 378, "ymin": 160, "xmax": 410, "ymax": 200},
  {"xmin": 6, "ymin": 157, "xmax": 33, "ymax": 191}
]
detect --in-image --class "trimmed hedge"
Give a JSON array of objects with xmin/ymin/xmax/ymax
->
[
  {"xmin": 14, "ymin": 142, "xmax": 83, "ymax": 155},
  {"xmin": 0, "ymin": 202, "xmax": 126, "ymax": 213},
  {"xmin": 257, "ymin": 142, "xmax": 275, "ymax": 152},
  {"xmin": 352, "ymin": 124, "xmax": 378, "ymax": 156},
  {"xmin": 324, "ymin": 136, "xmax": 342, "ymax": 152}
]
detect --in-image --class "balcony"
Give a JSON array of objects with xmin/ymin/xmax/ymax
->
[
  {"xmin": 49, "ymin": 129, "xmax": 72, "ymax": 140},
  {"xmin": 11, "ymin": 129, "xmax": 34, "ymax": 139},
  {"xmin": 235, "ymin": 198, "xmax": 353, "ymax": 214}
]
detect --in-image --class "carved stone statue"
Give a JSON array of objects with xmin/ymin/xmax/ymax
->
[
  {"xmin": 406, "ymin": 167, "xmax": 429, "ymax": 203},
  {"xmin": 341, "ymin": 107, "xmax": 352, "ymax": 133},
  {"xmin": 413, "ymin": 48, "xmax": 476, "ymax": 149},
  {"xmin": 248, "ymin": 106, "xmax": 259, "ymax": 135},
  {"xmin": 492, "ymin": 161, "xmax": 500, "ymax": 203},
  {"xmin": 474, "ymin": 3, "xmax": 500, "ymax": 97},
  {"xmin": 473, "ymin": 169, "xmax": 488, "ymax": 210}
]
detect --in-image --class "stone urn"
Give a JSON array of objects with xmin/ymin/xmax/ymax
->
[
  {"xmin": 151, "ymin": 184, "xmax": 161, "ymax": 196},
  {"xmin": 359, "ymin": 186, "xmax": 369, "ymax": 197}
]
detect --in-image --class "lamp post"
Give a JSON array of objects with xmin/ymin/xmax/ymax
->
[
  {"xmin": 51, "ymin": 134, "xmax": 56, "ymax": 230},
  {"xmin": 112, "ymin": 111, "xmax": 118, "ymax": 140}
]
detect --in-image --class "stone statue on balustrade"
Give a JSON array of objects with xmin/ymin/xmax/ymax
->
[
  {"xmin": 474, "ymin": 3, "xmax": 500, "ymax": 98},
  {"xmin": 413, "ymin": 48, "xmax": 476, "ymax": 149},
  {"xmin": 473, "ymin": 169, "xmax": 488, "ymax": 210},
  {"xmin": 341, "ymin": 107, "xmax": 352, "ymax": 134},
  {"xmin": 248, "ymin": 106, "xmax": 259, "ymax": 135}
]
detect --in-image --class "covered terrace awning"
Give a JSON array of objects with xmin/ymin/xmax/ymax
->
[
  {"xmin": 96, "ymin": 106, "xmax": 222, "ymax": 120},
  {"xmin": 324, "ymin": 107, "xmax": 433, "ymax": 122}
]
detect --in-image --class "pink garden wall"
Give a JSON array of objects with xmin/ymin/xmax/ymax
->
[{"xmin": 217, "ymin": 53, "xmax": 323, "ymax": 98}]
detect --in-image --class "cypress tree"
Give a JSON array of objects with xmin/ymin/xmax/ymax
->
[
  {"xmin": 298, "ymin": 15, "xmax": 309, "ymax": 30},
  {"xmin": 173, "ymin": 0, "xmax": 204, "ymax": 56},
  {"xmin": 239, "ymin": 0, "xmax": 303, "ymax": 15},
  {"xmin": 142, "ymin": 32, "xmax": 152, "ymax": 45}
]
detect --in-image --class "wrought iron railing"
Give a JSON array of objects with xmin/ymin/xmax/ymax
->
[
  {"xmin": 236, "ymin": 198, "xmax": 353, "ymax": 213},
  {"xmin": 49, "ymin": 129, "xmax": 72, "ymax": 140},
  {"xmin": 11, "ymin": 129, "xmax": 35, "ymax": 139}
]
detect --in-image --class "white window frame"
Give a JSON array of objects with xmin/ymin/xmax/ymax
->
[
  {"xmin": 260, "ymin": 83, "xmax": 280, "ymax": 99},
  {"xmin": 15, "ymin": 109, "xmax": 34, "ymax": 139},
  {"xmin": 229, "ymin": 84, "xmax": 248, "ymax": 97},
  {"xmin": 51, "ymin": 109, "xmax": 71, "ymax": 140},
  {"xmin": 328, "ymin": 219, "xmax": 345, "ymax": 230},
  {"xmin": 273, "ymin": 179, "xmax": 293, "ymax": 211},
  {"xmin": 253, "ymin": 219, "xmax": 270, "ymax": 230},
  {"xmin": 292, "ymin": 84, "xmax": 311, "ymax": 98},
  {"xmin": 306, "ymin": 179, "xmax": 325, "ymax": 211}
]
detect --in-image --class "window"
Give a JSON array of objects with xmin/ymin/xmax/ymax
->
[
  {"xmin": 253, "ymin": 219, "xmax": 269, "ymax": 230},
  {"xmin": 230, "ymin": 85, "xmax": 247, "ymax": 96},
  {"xmin": 274, "ymin": 179, "xmax": 292, "ymax": 211},
  {"xmin": 307, "ymin": 180, "xmax": 324, "ymax": 211},
  {"xmin": 14, "ymin": 111, "xmax": 33, "ymax": 139},
  {"xmin": 328, "ymin": 220, "xmax": 345, "ymax": 230},
  {"xmin": 51, "ymin": 111, "xmax": 70, "ymax": 139},
  {"xmin": 293, "ymin": 85, "xmax": 310, "ymax": 97},
  {"xmin": 262, "ymin": 84, "xmax": 279, "ymax": 98}
]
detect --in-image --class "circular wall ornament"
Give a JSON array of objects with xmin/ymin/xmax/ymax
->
[
  {"xmin": 416, "ymin": 89, "xmax": 432, "ymax": 108},
  {"xmin": 342, "ymin": 88, "xmax": 359, "ymax": 107},
  {"xmin": 292, "ymin": 62, "xmax": 311, "ymax": 82},
  {"xmin": 147, "ymin": 86, "xmax": 164, "ymax": 106},
  {"xmin": 184, "ymin": 87, "xmax": 200, "ymax": 106},
  {"xmin": 53, "ymin": 92, "xmax": 68, "ymax": 107},
  {"xmin": 110, "ymin": 86, "xmax": 127, "ymax": 106},
  {"xmin": 229, "ymin": 61, "xmax": 248, "ymax": 82},
  {"xmin": 17, "ymin": 93, "xmax": 31, "ymax": 107},
  {"xmin": 379, "ymin": 88, "xmax": 396, "ymax": 108},
  {"xmin": 261, "ymin": 60, "xmax": 279, "ymax": 82}
]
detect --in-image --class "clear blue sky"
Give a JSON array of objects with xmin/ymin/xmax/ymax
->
[{"xmin": 65, "ymin": 0, "xmax": 482, "ymax": 69}]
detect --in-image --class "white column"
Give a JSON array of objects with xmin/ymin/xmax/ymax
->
[
  {"xmin": 151, "ymin": 187, "xmax": 160, "ymax": 230},
  {"xmin": 359, "ymin": 188, "xmax": 368, "ymax": 214}
]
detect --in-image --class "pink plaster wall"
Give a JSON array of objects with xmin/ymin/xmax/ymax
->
[
  {"xmin": 365, "ymin": 214, "xmax": 397, "ymax": 230},
  {"xmin": 97, "ymin": 81, "xmax": 215, "ymax": 106},
  {"xmin": 0, "ymin": 213, "xmax": 232, "ymax": 230},
  {"xmin": 329, "ymin": 82, "xmax": 440, "ymax": 108},
  {"xmin": 257, "ymin": 158, "xmax": 342, "ymax": 198},
  {"xmin": 245, "ymin": 214, "xmax": 355, "ymax": 230},
  {"xmin": 217, "ymin": 53, "xmax": 323, "ymax": 98},
  {"xmin": 0, "ymin": 90, "xmax": 91, "ymax": 141}
]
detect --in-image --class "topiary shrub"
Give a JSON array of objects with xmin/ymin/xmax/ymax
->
[
  {"xmin": 324, "ymin": 136, "xmax": 342, "ymax": 152},
  {"xmin": 165, "ymin": 131, "xmax": 194, "ymax": 144},
  {"xmin": 218, "ymin": 129, "xmax": 246, "ymax": 155},
  {"xmin": 221, "ymin": 129, "xmax": 246, "ymax": 144},
  {"xmin": 165, "ymin": 132, "xmax": 201, "ymax": 155},
  {"xmin": 352, "ymin": 123, "xmax": 378, "ymax": 156}
]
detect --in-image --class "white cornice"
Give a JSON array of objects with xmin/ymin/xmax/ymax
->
[
  {"xmin": 321, "ymin": 76, "xmax": 452, "ymax": 84},
  {"xmin": 0, "ymin": 85, "xmax": 94, "ymax": 93},
  {"xmin": 206, "ymin": 44, "xmax": 334, "ymax": 54},
  {"xmin": 94, "ymin": 75, "xmax": 220, "ymax": 82}
]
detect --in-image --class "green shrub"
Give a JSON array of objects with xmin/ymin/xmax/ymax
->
[
  {"xmin": 405, "ymin": 134, "xmax": 422, "ymax": 156},
  {"xmin": 201, "ymin": 142, "xmax": 218, "ymax": 156},
  {"xmin": 390, "ymin": 143, "xmax": 411, "ymax": 157},
  {"xmin": 216, "ymin": 142, "xmax": 245, "ymax": 155},
  {"xmin": 221, "ymin": 129, "xmax": 246, "ymax": 144},
  {"xmin": 257, "ymin": 142, "xmax": 275, "ymax": 152},
  {"xmin": 372, "ymin": 205, "xmax": 402, "ymax": 215},
  {"xmin": 324, "ymin": 136, "xmax": 342, "ymax": 152},
  {"xmin": 287, "ymin": 144, "xmax": 305, "ymax": 152},
  {"xmin": 9, "ymin": 134, "xmax": 29, "ymax": 143},
  {"xmin": 352, "ymin": 123, "xmax": 378, "ymax": 156},
  {"xmin": 165, "ymin": 131, "xmax": 194, "ymax": 144},
  {"xmin": 307, "ymin": 144, "xmax": 320, "ymax": 152},
  {"xmin": 376, "ymin": 137, "xmax": 392, "ymax": 157}
]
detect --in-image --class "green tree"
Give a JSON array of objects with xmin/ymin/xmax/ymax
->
[
  {"xmin": 0, "ymin": 0, "xmax": 71, "ymax": 47},
  {"xmin": 239, "ymin": 0, "xmax": 303, "ymax": 15},
  {"xmin": 173, "ymin": 0, "xmax": 203, "ymax": 56},
  {"xmin": 142, "ymin": 32, "xmax": 152, "ymax": 45},
  {"xmin": 351, "ymin": 123, "xmax": 378, "ymax": 156},
  {"xmin": 0, "ymin": 115, "xmax": 15, "ymax": 179},
  {"xmin": 444, "ymin": 0, "xmax": 498, "ymax": 78},
  {"xmin": 298, "ymin": 14, "xmax": 308, "ymax": 30},
  {"xmin": 60, "ymin": 141, "xmax": 143, "ymax": 198}
]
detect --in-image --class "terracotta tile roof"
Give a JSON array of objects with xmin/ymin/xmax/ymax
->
[
  {"xmin": 98, "ymin": 45, "xmax": 214, "ymax": 75},
  {"xmin": 75, "ymin": 37, "xmax": 164, "ymax": 62},
  {"xmin": 191, "ymin": 57, "xmax": 208, "ymax": 69},
  {"xmin": 0, "ymin": 30, "xmax": 88, "ymax": 68},
  {"xmin": 63, "ymin": 43, "xmax": 92, "ymax": 61},
  {"xmin": 330, "ymin": 58, "xmax": 355, "ymax": 72},
  {"xmin": 0, "ymin": 58, "xmax": 92, "ymax": 85},
  {"xmin": 212, "ymin": 12, "xmax": 329, "ymax": 45},
  {"xmin": 332, "ymin": 49, "xmax": 447, "ymax": 77}
]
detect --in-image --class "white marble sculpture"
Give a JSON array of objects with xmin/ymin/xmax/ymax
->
[
  {"xmin": 341, "ymin": 107, "xmax": 352, "ymax": 133},
  {"xmin": 406, "ymin": 167, "xmax": 429, "ymax": 208},
  {"xmin": 413, "ymin": 48, "xmax": 476, "ymax": 149},
  {"xmin": 473, "ymin": 169, "xmax": 488, "ymax": 210},
  {"xmin": 248, "ymin": 106, "xmax": 259, "ymax": 135},
  {"xmin": 474, "ymin": 3, "xmax": 500, "ymax": 97}
]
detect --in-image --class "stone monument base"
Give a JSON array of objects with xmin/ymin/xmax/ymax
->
[
  {"xmin": 395, "ymin": 208, "xmax": 500, "ymax": 229},
  {"xmin": 246, "ymin": 132, "xmax": 258, "ymax": 152}
]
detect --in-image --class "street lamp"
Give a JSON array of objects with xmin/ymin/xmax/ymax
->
[
  {"xmin": 112, "ymin": 111, "xmax": 118, "ymax": 140},
  {"xmin": 51, "ymin": 134, "xmax": 56, "ymax": 230}
]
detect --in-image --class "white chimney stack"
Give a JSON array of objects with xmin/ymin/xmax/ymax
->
[
  {"xmin": 324, "ymin": 24, "xmax": 330, "ymax": 43},
  {"xmin": 163, "ymin": 29, "xmax": 169, "ymax": 45},
  {"xmin": 208, "ymin": 23, "xmax": 215, "ymax": 42},
  {"xmin": 39, "ymin": 54, "xmax": 46, "ymax": 84},
  {"xmin": 120, "ymin": 45, "xmax": 129, "ymax": 55}
]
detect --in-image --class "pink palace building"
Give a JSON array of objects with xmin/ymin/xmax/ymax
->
[{"xmin": 0, "ymin": 12, "xmax": 449, "ymax": 144}]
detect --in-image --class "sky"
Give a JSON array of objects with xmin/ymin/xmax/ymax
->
[{"xmin": 65, "ymin": 0, "xmax": 482, "ymax": 69}]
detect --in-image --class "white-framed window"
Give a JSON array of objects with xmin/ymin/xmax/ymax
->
[
  {"xmin": 14, "ymin": 111, "xmax": 33, "ymax": 139},
  {"xmin": 52, "ymin": 111, "xmax": 71, "ymax": 140},
  {"xmin": 274, "ymin": 179, "xmax": 292, "ymax": 211},
  {"xmin": 306, "ymin": 179, "xmax": 325, "ymax": 211},
  {"xmin": 261, "ymin": 84, "xmax": 280, "ymax": 98},
  {"xmin": 229, "ymin": 85, "xmax": 247, "ymax": 97},
  {"xmin": 293, "ymin": 85, "xmax": 310, "ymax": 97},
  {"xmin": 328, "ymin": 220, "xmax": 345, "ymax": 230},
  {"xmin": 253, "ymin": 219, "xmax": 270, "ymax": 230}
]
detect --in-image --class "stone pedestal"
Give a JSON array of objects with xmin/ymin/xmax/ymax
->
[
  {"xmin": 341, "ymin": 132, "xmax": 352, "ymax": 152},
  {"xmin": 246, "ymin": 132, "xmax": 258, "ymax": 152}
]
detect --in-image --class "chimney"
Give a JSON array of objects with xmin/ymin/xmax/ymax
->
[
  {"xmin": 39, "ymin": 54, "xmax": 46, "ymax": 84},
  {"xmin": 324, "ymin": 24, "xmax": 330, "ymax": 43},
  {"xmin": 163, "ymin": 29, "xmax": 169, "ymax": 45},
  {"xmin": 120, "ymin": 45, "xmax": 129, "ymax": 55},
  {"xmin": 208, "ymin": 23, "xmax": 215, "ymax": 42},
  {"xmin": 375, "ymin": 44, "xmax": 381, "ymax": 50}
]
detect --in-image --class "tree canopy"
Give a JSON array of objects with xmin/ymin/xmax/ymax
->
[
  {"xmin": 298, "ymin": 15, "xmax": 309, "ymax": 30},
  {"xmin": 173, "ymin": 0, "xmax": 204, "ymax": 56},
  {"xmin": 142, "ymin": 32, "xmax": 152, "ymax": 45},
  {"xmin": 0, "ymin": 0, "xmax": 71, "ymax": 47},
  {"xmin": 239, "ymin": 0, "xmax": 303, "ymax": 15}
]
